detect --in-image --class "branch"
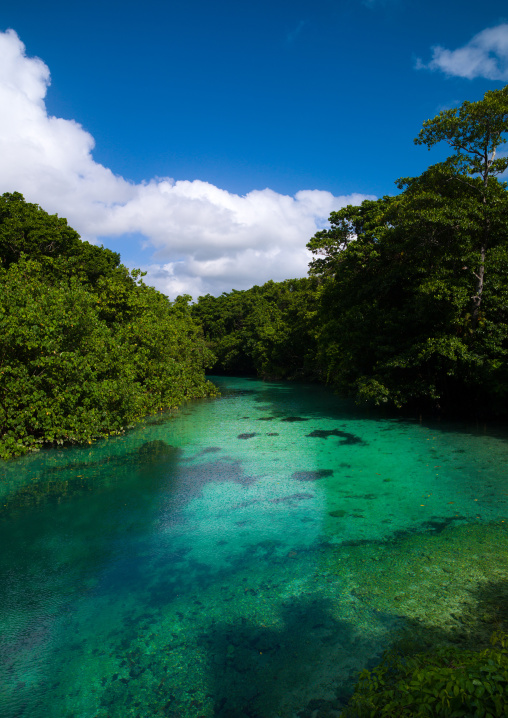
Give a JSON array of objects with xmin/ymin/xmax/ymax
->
[
  {"xmin": 447, "ymin": 175, "xmax": 481, "ymax": 194},
  {"xmin": 450, "ymin": 141, "xmax": 484, "ymax": 159}
]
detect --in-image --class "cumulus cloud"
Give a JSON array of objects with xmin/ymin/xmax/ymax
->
[
  {"xmin": 0, "ymin": 29, "xmax": 374, "ymax": 298},
  {"xmin": 417, "ymin": 24, "xmax": 508, "ymax": 80}
]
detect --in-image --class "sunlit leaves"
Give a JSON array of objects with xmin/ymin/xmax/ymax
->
[{"xmin": 0, "ymin": 194, "xmax": 217, "ymax": 459}]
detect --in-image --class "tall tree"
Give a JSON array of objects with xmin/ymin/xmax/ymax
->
[
  {"xmin": 414, "ymin": 86, "xmax": 508, "ymax": 326},
  {"xmin": 306, "ymin": 88, "xmax": 508, "ymax": 413}
]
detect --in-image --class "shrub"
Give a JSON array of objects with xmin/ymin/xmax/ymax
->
[{"xmin": 341, "ymin": 632, "xmax": 508, "ymax": 718}]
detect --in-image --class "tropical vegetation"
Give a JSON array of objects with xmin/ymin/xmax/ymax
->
[
  {"xmin": 0, "ymin": 192, "xmax": 217, "ymax": 459},
  {"xmin": 341, "ymin": 632, "xmax": 508, "ymax": 718},
  {"xmin": 3, "ymin": 86, "xmax": 508, "ymax": 457},
  {"xmin": 195, "ymin": 86, "xmax": 508, "ymax": 417}
]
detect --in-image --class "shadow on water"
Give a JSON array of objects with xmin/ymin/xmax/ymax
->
[
  {"xmin": 0, "ymin": 439, "xmax": 181, "ymax": 516},
  {"xmin": 197, "ymin": 596, "xmax": 391, "ymax": 718},
  {"xmin": 210, "ymin": 375, "xmax": 508, "ymax": 444},
  {"xmin": 82, "ymin": 569, "xmax": 508, "ymax": 718},
  {"xmin": 198, "ymin": 572, "xmax": 508, "ymax": 718}
]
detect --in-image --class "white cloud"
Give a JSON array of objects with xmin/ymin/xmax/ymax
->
[
  {"xmin": 0, "ymin": 29, "xmax": 375, "ymax": 298},
  {"xmin": 417, "ymin": 24, "xmax": 508, "ymax": 80}
]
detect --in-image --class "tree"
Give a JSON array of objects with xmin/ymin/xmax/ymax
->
[
  {"xmin": 191, "ymin": 278, "xmax": 322, "ymax": 380},
  {"xmin": 414, "ymin": 86, "xmax": 508, "ymax": 326},
  {"xmin": 306, "ymin": 88, "xmax": 508, "ymax": 413},
  {"xmin": 0, "ymin": 194, "xmax": 217, "ymax": 459},
  {"xmin": 0, "ymin": 191, "xmax": 123, "ymax": 285}
]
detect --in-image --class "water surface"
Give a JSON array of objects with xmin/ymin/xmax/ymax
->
[{"xmin": 2, "ymin": 377, "xmax": 508, "ymax": 717}]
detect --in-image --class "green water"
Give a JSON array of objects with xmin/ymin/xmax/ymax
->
[{"xmin": 2, "ymin": 377, "xmax": 508, "ymax": 717}]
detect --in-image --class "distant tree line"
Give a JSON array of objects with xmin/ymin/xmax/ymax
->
[
  {"xmin": 193, "ymin": 86, "xmax": 508, "ymax": 417},
  {"xmin": 191, "ymin": 277, "xmax": 322, "ymax": 380},
  {"xmin": 0, "ymin": 192, "xmax": 216, "ymax": 459}
]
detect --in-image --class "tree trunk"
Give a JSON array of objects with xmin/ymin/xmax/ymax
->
[{"xmin": 471, "ymin": 244, "xmax": 486, "ymax": 329}]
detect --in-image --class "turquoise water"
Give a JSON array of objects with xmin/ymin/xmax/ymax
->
[{"xmin": 2, "ymin": 376, "xmax": 508, "ymax": 717}]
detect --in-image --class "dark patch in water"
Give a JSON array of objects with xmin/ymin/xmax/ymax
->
[
  {"xmin": 266, "ymin": 432, "xmax": 279, "ymax": 436},
  {"xmin": 5, "ymin": 440, "xmax": 184, "ymax": 515},
  {"xmin": 281, "ymin": 416, "xmax": 309, "ymax": 422},
  {"xmin": 329, "ymin": 509, "xmax": 347, "ymax": 518},
  {"xmin": 197, "ymin": 596, "xmax": 356, "ymax": 718},
  {"xmin": 340, "ymin": 514, "xmax": 470, "ymax": 551},
  {"xmin": 201, "ymin": 447, "xmax": 221, "ymax": 454},
  {"xmin": 306, "ymin": 429, "xmax": 365, "ymax": 445},
  {"xmin": 269, "ymin": 493, "xmax": 314, "ymax": 504},
  {"xmin": 292, "ymin": 469, "xmax": 334, "ymax": 482},
  {"xmin": 422, "ymin": 516, "xmax": 468, "ymax": 534},
  {"xmin": 230, "ymin": 498, "xmax": 261, "ymax": 511},
  {"xmin": 155, "ymin": 459, "xmax": 257, "ymax": 521},
  {"xmin": 137, "ymin": 440, "xmax": 178, "ymax": 459},
  {"xmin": 237, "ymin": 433, "xmax": 257, "ymax": 440}
]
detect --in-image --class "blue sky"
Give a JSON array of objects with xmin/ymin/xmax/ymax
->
[{"xmin": 0, "ymin": 0, "xmax": 507, "ymax": 297}]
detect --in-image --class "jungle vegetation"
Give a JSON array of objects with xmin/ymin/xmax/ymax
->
[
  {"xmin": 194, "ymin": 86, "xmax": 508, "ymax": 417},
  {"xmin": 0, "ymin": 192, "xmax": 217, "ymax": 459},
  {"xmin": 2, "ymin": 87, "xmax": 508, "ymax": 457},
  {"xmin": 191, "ymin": 276, "xmax": 322, "ymax": 380}
]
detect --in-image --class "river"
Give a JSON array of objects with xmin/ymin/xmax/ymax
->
[{"xmin": 2, "ymin": 376, "xmax": 508, "ymax": 717}]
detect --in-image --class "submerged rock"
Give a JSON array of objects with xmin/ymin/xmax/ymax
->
[
  {"xmin": 306, "ymin": 429, "xmax": 365, "ymax": 445},
  {"xmin": 292, "ymin": 469, "xmax": 334, "ymax": 481}
]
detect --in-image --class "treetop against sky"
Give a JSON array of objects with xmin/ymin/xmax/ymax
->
[{"xmin": 0, "ymin": 0, "xmax": 507, "ymax": 298}]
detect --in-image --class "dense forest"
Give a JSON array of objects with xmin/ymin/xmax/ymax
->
[
  {"xmin": 194, "ymin": 86, "xmax": 508, "ymax": 418},
  {"xmin": 2, "ymin": 86, "xmax": 508, "ymax": 459},
  {"xmin": 0, "ymin": 192, "xmax": 217, "ymax": 459}
]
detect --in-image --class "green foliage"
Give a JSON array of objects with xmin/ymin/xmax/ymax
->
[
  {"xmin": 0, "ymin": 193, "xmax": 217, "ymax": 459},
  {"xmin": 191, "ymin": 277, "xmax": 322, "ymax": 379},
  {"xmin": 307, "ymin": 87, "xmax": 508, "ymax": 414},
  {"xmin": 0, "ymin": 191, "xmax": 122, "ymax": 283},
  {"xmin": 341, "ymin": 632, "xmax": 508, "ymax": 718},
  {"xmin": 415, "ymin": 86, "xmax": 508, "ymax": 182}
]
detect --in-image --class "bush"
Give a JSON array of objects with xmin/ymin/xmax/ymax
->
[{"xmin": 341, "ymin": 632, "xmax": 508, "ymax": 718}]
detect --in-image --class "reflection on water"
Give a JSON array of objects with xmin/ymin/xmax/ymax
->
[{"xmin": 1, "ymin": 376, "xmax": 508, "ymax": 717}]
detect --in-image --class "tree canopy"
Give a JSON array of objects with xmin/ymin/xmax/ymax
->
[
  {"xmin": 3, "ymin": 86, "xmax": 508, "ymax": 452},
  {"xmin": 191, "ymin": 277, "xmax": 321, "ymax": 380},
  {"xmin": 0, "ymin": 193, "xmax": 217, "ymax": 459},
  {"xmin": 306, "ymin": 86, "xmax": 508, "ymax": 414}
]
